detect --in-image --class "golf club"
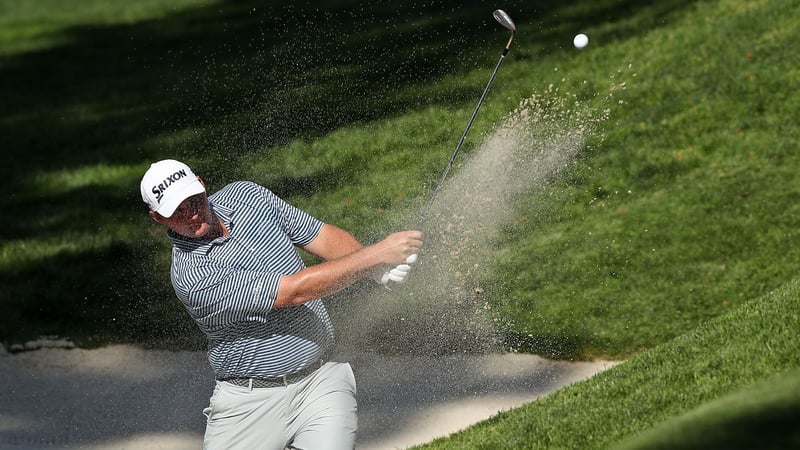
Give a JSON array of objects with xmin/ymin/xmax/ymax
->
[
  {"xmin": 417, "ymin": 9, "xmax": 517, "ymax": 228},
  {"xmin": 385, "ymin": 10, "xmax": 516, "ymax": 278}
]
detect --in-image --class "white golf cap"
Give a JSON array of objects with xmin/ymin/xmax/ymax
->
[{"xmin": 140, "ymin": 159, "xmax": 205, "ymax": 217}]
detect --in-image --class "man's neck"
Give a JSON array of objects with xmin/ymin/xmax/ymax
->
[{"xmin": 206, "ymin": 211, "xmax": 230, "ymax": 240}]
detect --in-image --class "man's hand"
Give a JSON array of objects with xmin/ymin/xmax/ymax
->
[{"xmin": 375, "ymin": 254, "xmax": 418, "ymax": 288}]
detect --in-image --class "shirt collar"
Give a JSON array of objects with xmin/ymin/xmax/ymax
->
[{"xmin": 212, "ymin": 200, "xmax": 235, "ymax": 232}]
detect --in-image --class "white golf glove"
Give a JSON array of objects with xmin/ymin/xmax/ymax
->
[{"xmin": 374, "ymin": 254, "xmax": 418, "ymax": 288}]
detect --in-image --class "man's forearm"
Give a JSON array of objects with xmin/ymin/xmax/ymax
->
[
  {"xmin": 275, "ymin": 243, "xmax": 385, "ymax": 307},
  {"xmin": 276, "ymin": 225, "xmax": 422, "ymax": 307}
]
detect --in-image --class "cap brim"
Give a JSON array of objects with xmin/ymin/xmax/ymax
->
[{"xmin": 155, "ymin": 179, "xmax": 206, "ymax": 218}]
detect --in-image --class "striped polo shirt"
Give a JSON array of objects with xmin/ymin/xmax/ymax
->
[{"xmin": 167, "ymin": 181, "xmax": 334, "ymax": 379}]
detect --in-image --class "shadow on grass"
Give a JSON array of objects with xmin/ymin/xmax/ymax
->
[
  {"xmin": 500, "ymin": 329, "xmax": 592, "ymax": 360},
  {"xmin": 0, "ymin": 233, "xmax": 204, "ymax": 349},
  {"xmin": 0, "ymin": 0, "xmax": 698, "ymax": 347}
]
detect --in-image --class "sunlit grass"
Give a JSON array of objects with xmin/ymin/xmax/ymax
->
[
  {"xmin": 0, "ymin": 0, "xmax": 215, "ymax": 55},
  {"xmin": 26, "ymin": 163, "xmax": 142, "ymax": 195},
  {"xmin": 0, "ymin": 234, "xmax": 111, "ymax": 273}
]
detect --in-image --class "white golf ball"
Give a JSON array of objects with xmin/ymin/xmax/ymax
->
[{"xmin": 573, "ymin": 33, "xmax": 589, "ymax": 49}]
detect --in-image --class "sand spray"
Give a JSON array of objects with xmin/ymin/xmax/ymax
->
[{"xmin": 332, "ymin": 69, "xmax": 631, "ymax": 356}]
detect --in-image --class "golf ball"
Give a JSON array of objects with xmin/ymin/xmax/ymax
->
[{"xmin": 573, "ymin": 33, "xmax": 589, "ymax": 49}]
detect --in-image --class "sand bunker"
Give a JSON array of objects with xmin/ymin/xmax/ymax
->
[{"xmin": 0, "ymin": 344, "xmax": 615, "ymax": 449}]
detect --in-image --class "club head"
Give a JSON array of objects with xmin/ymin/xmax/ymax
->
[{"xmin": 493, "ymin": 9, "xmax": 516, "ymax": 32}]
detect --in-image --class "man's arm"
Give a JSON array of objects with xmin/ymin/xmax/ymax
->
[
  {"xmin": 275, "ymin": 224, "xmax": 422, "ymax": 307},
  {"xmin": 302, "ymin": 223, "xmax": 364, "ymax": 260}
]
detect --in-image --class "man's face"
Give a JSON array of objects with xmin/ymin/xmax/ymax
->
[{"xmin": 151, "ymin": 192, "xmax": 215, "ymax": 239}]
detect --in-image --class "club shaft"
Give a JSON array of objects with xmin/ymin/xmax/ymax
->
[{"xmin": 418, "ymin": 44, "xmax": 512, "ymax": 229}]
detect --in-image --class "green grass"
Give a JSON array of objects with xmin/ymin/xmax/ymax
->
[
  {"xmin": 418, "ymin": 279, "xmax": 800, "ymax": 449},
  {"xmin": 495, "ymin": 0, "xmax": 800, "ymax": 358},
  {"xmin": 1, "ymin": 0, "xmax": 799, "ymax": 447},
  {"xmin": 614, "ymin": 368, "xmax": 800, "ymax": 450}
]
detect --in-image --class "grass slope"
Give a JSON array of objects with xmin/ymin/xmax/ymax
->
[
  {"xmin": 614, "ymin": 367, "xmax": 800, "ymax": 450},
  {"xmin": 418, "ymin": 278, "xmax": 800, "ymax": 449}
]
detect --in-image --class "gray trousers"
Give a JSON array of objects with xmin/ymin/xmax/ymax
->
[{"xmin": 203, "ymin": 362, "xmax": 357, "ymax": 450}]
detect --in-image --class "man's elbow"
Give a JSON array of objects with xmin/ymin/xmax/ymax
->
[{"xmin": 274, "ymin": 274, "xmax": 315, "ymax": 308}]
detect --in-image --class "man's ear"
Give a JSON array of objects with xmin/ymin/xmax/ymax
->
[{"xmin": 149, "ymin": 210, "xmax": 167, "ymax": 225}]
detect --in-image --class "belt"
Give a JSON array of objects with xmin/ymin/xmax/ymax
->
[{"xmin": 219, "ymin": 361, "xmax": 324, "ymax": 389}]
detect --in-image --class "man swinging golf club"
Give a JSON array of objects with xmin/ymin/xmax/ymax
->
[
  {"xmin": 140, "ymin": 8, "xmax": 515, "ymax": 447},
  {"xmin": 140, "ymin": 159, "xmax": 422, "ymax": 449}
]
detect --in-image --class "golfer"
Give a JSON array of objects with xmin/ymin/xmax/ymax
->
[{"xmin": 140, "ymin": 159, "xmax": 423, "ymax": 449}]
